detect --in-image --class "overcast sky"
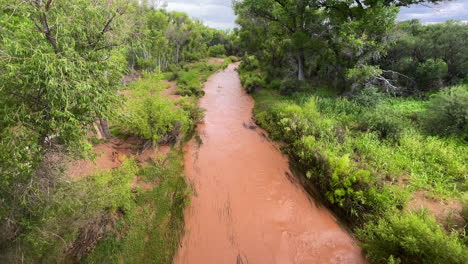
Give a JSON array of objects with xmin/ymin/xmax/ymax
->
[{"xmin": 164, "ymin": 0, "xmax": 468, "ymax": 29}]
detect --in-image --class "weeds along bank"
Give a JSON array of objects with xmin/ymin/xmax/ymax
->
[{"xmin": 238, "ymin": 58, "xmax": 468, "ymax": 263}]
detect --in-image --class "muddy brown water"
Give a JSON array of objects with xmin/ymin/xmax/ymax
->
[{"xmin": 175, "ymin": 63, "xmax": 366, "ymax": 264}]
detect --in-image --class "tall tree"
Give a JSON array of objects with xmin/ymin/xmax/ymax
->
[{"xmin": 0, "ymin": 0, "xmax": 130, "ymax": 245}]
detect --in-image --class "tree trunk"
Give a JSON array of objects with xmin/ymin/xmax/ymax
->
[
  {"xmin": 297, "ymin": 51, "xmax": 305, "ymax": 81},
  {"xmin": 175, "ymin": 45, "xmax": 180, "ymax": 64},
  {"xmin": 158, "ymin": 53, "xmax": 161, "ymax": 72},
  {"xmin": 96, "ymin": 119, "xmax": 112, "ymax": 139}
]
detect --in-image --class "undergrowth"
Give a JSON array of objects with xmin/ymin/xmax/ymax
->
[{"xmin": 84, "ymin": 152, "xmax": 190, "ymax": 264}]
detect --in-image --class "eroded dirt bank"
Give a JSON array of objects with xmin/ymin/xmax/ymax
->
[{"xmin": 175, "ymin": 63, "xmax": 366, "ymax": 264}]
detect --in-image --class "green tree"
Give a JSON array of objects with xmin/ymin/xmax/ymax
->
[{"xmin": 0, "ymin": 0, "xmax": 129, "ymax": 246}]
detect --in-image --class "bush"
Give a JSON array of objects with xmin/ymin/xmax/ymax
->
[
  {"xmin": 241, "ymin": 72, "xmax": 265, "ymax": 93},
  {"xmin": 117, "ymin": 95, "xmax": 190, "ymax": 143},
  {"xmin": 177, "ymin": 98, "xmax": 205, "ymax": 127},
  {"xmin": 220, "ymin": 58, "xmax": 232, "ymax": 69},
  {"xmin": 424, "ymin": 85, "xmax": 468, "ymax": 137},
  {"xmin": 176, "ymin": 71, "xmax": 202, "ymax": 96},
  {"xmin": 416, "ymin": 58, "xmax": 448, "ymax": 89},
  {"xmin": 351, "ymin": 86, "xmax": 386, "ymax": 107},
  {"xmin": 360, "ymin": 106, "xmax": 409, "ymax": 141},
  {"xmin": 239, "ymin": 54, "xmax": 260, "ymax": 72},
  {"xmin": 357, "ymin": 212, "xmax": 467, "ymax": 264},
  {"xmin": 228, "ymin": 56, "xmax": 239, "ymax": 62},
  {"xmin": 208, "ymin": 44, "xmax": 226, "ymax": 57},
  {"xmin": 135, "ymin": 57, "xmax": 157, "ymax": 70},
  {"xmin": 279, "ymin": 78, "xmax": 305, "ymax": 95}
]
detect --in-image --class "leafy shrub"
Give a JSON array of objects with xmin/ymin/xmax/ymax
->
[
  {"xmin": 208, "ymin": 44, "xmax": 226, "ymax": 57},
  {"xmin": 357, "ymin": 212, "xmax": 467, "ymax": 264},
  {"xmin": 346, "ymin": 65, "xmax": 383, "ymax": 83},
  {"xmin": 279, "ymin": 78, "xmax": 305, "ymax": 95},
  {"xmin": 416, "ymin": 58, "xmax": 448, "ymax": 89},
  {"xmin": 351, "ymin": 86, "xmax": 386, "ymax": 107},
  {"xmin": 240, "ymin": 72, "xmax": 265, "ymax": 93},
  {"xmin": 267, "ymin": 79, "xmax": 282, "ymax": 90},
  {"xmin": 176, "ymin": 71, "xmax": 203, "ymax": 96},
  {"xmin": 220, "ymin": 58, "xmax": 232, "ymax": 69},
  {"xmin": 228, "ymin": 56, "xmax": 239, "ymax": 62},
  {"xmin": 239, "ymin": 54, "xmax": 260, "ymax": 72},
  {"xmin": 424, "ymin": 85, "xmax": 468, "ymax": 137},
  {"xmin": 177, "ymin": 98, "xmax": 205, "ymax": 130},
  {"xmin": 117, "ymin": 95, "xmax": 190, "ymax": 143},
  {"xmin": 360, "ymin": 106, "xmax": 410, "ymax": 141},
  {"xmin": 19, "ymin": 159, "xmax": 139, "ymax": 262},
  {"xmin": 84, "ymin": 154, "xmax": 189, "ymax": 264},
  {"xmin": 135, "ymin": 57, "xmax": 157, "ymax": 70},
  {"xmin": 172, "ymin": 61, "xmax": 221, "ymax": 96}
]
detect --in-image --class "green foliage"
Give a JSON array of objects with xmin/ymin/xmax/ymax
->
[
  {"xmin": 208, "ymin": 44, "xmax": 226, "ymax": 57},
  {"xmin": 357, "ymin": 212, "xmax": 467, "ymax": 264},
  {"xmin": 253, "ymin": 83, "xmax": 467, "ymax": 261},
  {"xmin": 279, "ymin": 79, "xmax": 306, "ymax": 95},
  {"xmin": 253, "ymin": 83, "xmax": 467, "ymax": 215},
  {"xmin": 173, "ymin": 61, "xmax": 220, "ymax": 96},
  {"xmin": 351, "ymin": 87, "xmax": 386, "ymax": 107},
  {"xmin": 238, "ymin": 55, "xmax": 265, "ymax": 93},
  {"xmin": 228, "ymin": 56, "xmax": 239, "ymax": 62},
  {"xmin": 0, "ymin": 0, "xmax": 128, "ymax": 253},
  {"xmin": 113, "ymin": 73, "xmax": 193, "ymax": 143},
  {"xmin": 239, "ymin": 55, "xmax": 260, "ymax": 71},
  {"xmin": 381, "ymin": 20, "xmax": 468, "ymax": 92},
  {"xmin": 416, "ymin": 59, "xmax": 448, "ymax": 80},
  {"xmin": 9, "ymin": 158, "xmax": 138, "ymax": 263},
  {"xmin": 424, "ymin": 85, "xmax": 468, "ymax": 137},
  {"xmin": 360, "ymin": 106, "xmax": 410, "ymax": 141},
  {"xmin": 84, "ymin": 152, "xmax": 190, "ymax": 264},
  {"xmin": 240, "ymin": 72, "xmax": 265, "ymax": 93},
  {"xmin": 234, "ymin": 0, "xmax": 399, "ymax": 86},
  {"xmin": 346, "ymin": 65, "xmax": 383, "ymax": 83},
  {"xmin": 416, "ymin": 58, "xmax": 448, "ymax": 88}
]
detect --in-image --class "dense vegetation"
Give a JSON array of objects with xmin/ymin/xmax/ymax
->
[
  {"xmin": 1, "ymin": 0, "xmax": 467, "ymax": 263},
  {"xmin": 234, "ymin": 0, "xmax": 467, "ymax": 263},
  {"xmin": 0, "ymin": 1, "xmax": 231, "ymax": 262}
]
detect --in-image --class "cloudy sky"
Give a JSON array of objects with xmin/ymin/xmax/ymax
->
[{"xmin": 165, "ymin": 0, "xmax": 468, "ymax": 29}]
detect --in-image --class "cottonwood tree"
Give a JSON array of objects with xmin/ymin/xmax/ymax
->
[
  {"xmin": 166, "ymin": 12, "xmax": 193, "ymax": 64},
  {"xmin": 234, "ymin": 0, "xmax": 324, "ymax": 80},
  {"xmin": 234, "ymin": 0, "xmax": 448, "ymax": 89}
]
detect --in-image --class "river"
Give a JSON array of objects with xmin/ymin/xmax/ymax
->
[{"xmin": 175, "ymin": 63, "xmax": 366, "ymax": 264}]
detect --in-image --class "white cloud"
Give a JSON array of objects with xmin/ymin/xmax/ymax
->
[
  {"xmin": 163, "ymin": 0, "xmax": 468, "ymax": 29},
  {"xmin": 398, "ymin": 0, "xmax": 468, "ymax": 23},
  {"xmin": 165, "ymin": 0, "xmax": 236, "ymax": 29}
]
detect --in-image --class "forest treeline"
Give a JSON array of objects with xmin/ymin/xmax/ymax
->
[
  {"xmin": 232, "ymin": 0, "xmax": 468, "ymax": 95},
  {"xmin": 233, "ymin": 0, "xmax": 467, "ymax": 263},
  {"xmin": 0, "ymin": 0, "xmax": 232, "ymax": 262}
]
